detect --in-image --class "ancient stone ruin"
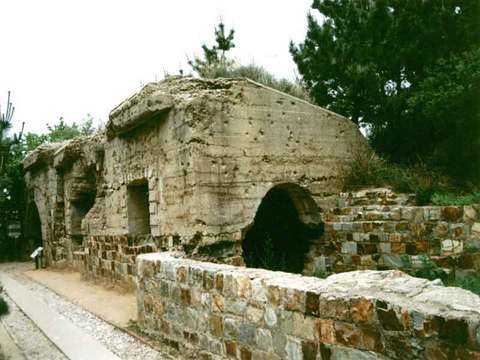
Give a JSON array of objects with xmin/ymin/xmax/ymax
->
[
  {"xmin": 23, "ymin": 76, "xmax": 368, "ymax": 280},
  {"xmin": 23, "ymin": 77, "xmax": 480, "ymax": 358}
]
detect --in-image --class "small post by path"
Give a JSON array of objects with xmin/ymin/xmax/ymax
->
[{"xmin": 30, "ymin": 247, "xmax": 43, "ymax": 270}]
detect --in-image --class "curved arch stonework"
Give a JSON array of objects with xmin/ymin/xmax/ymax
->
[{"xmin": 241, "ymin": 182, "xmax": 324, "ymax": 273}]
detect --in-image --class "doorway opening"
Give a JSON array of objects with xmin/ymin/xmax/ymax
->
[
  {"xmin": 242, "ymin": 184, "xmax": 323, "ymax": 273},
  {"xmin": 127, "ymin": 180, "xmax": 151, "ymax": 235}
]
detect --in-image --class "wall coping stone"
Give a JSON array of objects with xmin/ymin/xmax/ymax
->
[{"xmin": 137, "ymin": 252, "xmax": 480, "ymax": 320}]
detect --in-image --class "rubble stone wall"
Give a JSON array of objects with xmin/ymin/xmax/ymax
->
[
  {"xmin": 305, "ymin": 200, "xmax": 480, "ymax": 276},
  {"xmin": 137, "ymin": 252, "xmax": 480, "ymax": 360},
  {"xmin": 73, "ymin": 235, "xmax": 157, "ymax": 288}
]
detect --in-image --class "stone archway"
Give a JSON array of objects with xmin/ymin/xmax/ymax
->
[{"xmin": 241, "ymin": 183, "xmax": 324, "ymax": 273}]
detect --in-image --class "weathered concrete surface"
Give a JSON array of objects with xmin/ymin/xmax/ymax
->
[
  {"xmin": 23, "ymin": 135, "xmax": 104, "ymax": 266},
  {"xmin": 137, "ymin": 252, "xmax": 480, "ymax": 360}
]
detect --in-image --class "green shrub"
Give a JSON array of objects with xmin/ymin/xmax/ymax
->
[
  {"xmin": 343, "ymin": 153, "xmax": 452, "ymax": 205},
  {"xmin": 406, "ymin": 257, "xmax": 480, "ymax": 296},
  {"xmin": 412, "ymin": 256, "xmax": 448, "ymax": 282},
  {"xmin": 199, "ymin": 62, "xmax": 311, "ymax": 102},
  {"xmin": 452, "ymin": 275, "xmax": 480, "ymax": 296},
  {"xmin": 313, "ymin": 268, "xmax": 330, "ymax": 279},
  {"xmin": 0, "ymin": 297, "xmax": 8, "ymax": 317},
  {"xmin": 431, "ymin": 192, "xmax": 480, "ymax": 206}
]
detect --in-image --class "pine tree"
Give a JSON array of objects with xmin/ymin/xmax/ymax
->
[
  {"xmin": 290, "ymin": 0, "xmax": 480, "ymax": 185},
  {"xmin": 188, "ymin": 22, "xmax": 236, "ymax": 77}
]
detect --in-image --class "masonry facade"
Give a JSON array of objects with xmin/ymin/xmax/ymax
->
[{"xmin": 24, "ymin": 77, "xmax": 368, "ymax": 285}]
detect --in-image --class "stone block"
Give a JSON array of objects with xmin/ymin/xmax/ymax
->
[
  {"xmin": 256, "ymin": 328, "xmax": 273, "ymax": 351},
  {"xmin": 341, "ymin": 242, "xmax": 357, "ymax": 254},
  {"xmin": 464, "ymin": 206, "xmax": 478, "ymax": 224},
  {"xmin": 285, "ymin": 339, "xmax": 302, "ymax": 360},
  {"xmin": 472, "ymin": 223, "xmax": 480, "ymax": 237},
  {"xmin": 441, "ymin": 206, "xmax": 463, "ymax": 222},
  {"xmin": 239, "ymin": 323, "xmax": 256, "ymax": 345},
  {"xmin": 441, "ymin": 239, "xmax": 463, "ymax": 255}
]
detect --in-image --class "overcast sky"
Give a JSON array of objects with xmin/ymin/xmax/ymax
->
[{"xmin": 1, "ymin": 0, "xmax": 315, "ymax": 134}]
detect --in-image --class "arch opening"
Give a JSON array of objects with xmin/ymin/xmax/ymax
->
[
  {"xmin": 24, "ymin": 202, "xmax": 43, "ymax": 252},
  {"xmin": 242, "ymin": 184, "xmax": 324, "ymax": 273}
]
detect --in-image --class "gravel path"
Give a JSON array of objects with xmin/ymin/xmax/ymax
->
[
  {"xmin": 0, "ymin": 264, "xmax": 168, "ymax": 360},
  {"xmin": 2, "ymin": 294, "xmax": 66, "ymax": 360}
]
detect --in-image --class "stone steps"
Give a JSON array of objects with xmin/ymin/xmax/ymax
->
[
  {"xmin": 336, "ymin": 187, "xmax": 416, "ymax": 207},
  {"xmin": 323, "ymin": 204, "xmax": 467, "ymax": 223}
]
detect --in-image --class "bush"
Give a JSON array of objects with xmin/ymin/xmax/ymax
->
[
  {"xmin": 343, "ymin": 153, "xmax": 452, "ymax": 205},
  {"xmin": 405, "ymin": 257, "xmax": 480, "ymax": 296},
  {"xmin": 200, "ymin": 62, "xmax": 311, "ymax": 102},
  {"xmin": 431, "ymin": 192, "xmax": 480, "ymax": 206},
  {"xmin": 0, "ymin": 297, "xmax": 8, "ymax": 317},
  {"xmin": 452, "ymin": 275, "xmax": 480, "ymax": 296}
]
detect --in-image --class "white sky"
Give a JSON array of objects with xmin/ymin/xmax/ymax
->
[{"xmin": 1, "ymin": 0, "xmax": 314, "ymax": 135}]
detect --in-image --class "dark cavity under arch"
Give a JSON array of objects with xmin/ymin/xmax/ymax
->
[{"xmin": 242, "ymin": 184, "xmax": 324, "ymax": 273}]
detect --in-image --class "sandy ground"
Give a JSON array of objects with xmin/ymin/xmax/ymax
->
[{"xmin": 24, "ymin": 269, "xmax": 137, "ymax": 328}]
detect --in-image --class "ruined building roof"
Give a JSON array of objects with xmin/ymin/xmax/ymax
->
[
  {"xmin": 23, "ymin": 133, "xmax": 104, "ymax": 171},
  {"xmin": 106, "ymin": 76, "xmax": 332, "ymax": 139}
]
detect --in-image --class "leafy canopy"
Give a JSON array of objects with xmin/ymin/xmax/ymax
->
[
  {"xmin": 188, "ymin": 22, "xmax": 236, "ymax": 78},
  {"xmin": 291, "ymin": 0, "xmax": 480, "ymax": 185},
  {"xmin": 24, "ymin": 115, "xmax": 96, "ymax": 153}
]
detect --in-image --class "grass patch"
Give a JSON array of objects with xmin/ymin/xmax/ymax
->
[
  {"xmin": 431, "ymin": 192, "xmax": 480, "ymax": 206},
  {"xmin": 343, "ymin": 153, "xmax": 460, "ymax": 205},
  {"xmin": 313, "ymin": 268, "xmax": 330, "ymax": 279},
  {"xmin": 405, "ymin": 256, "xmax": 480, "ymax": 296},
  {"xmin": 198, "ymin": 62, "xmax": 312, "ymax": 102},
  {"xmin": 452, "ymin": 274, "xmax": 480, "ymax": 295}
]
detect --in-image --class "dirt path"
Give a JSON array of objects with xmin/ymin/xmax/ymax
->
[
  {"xmin": 24, "ymin": 269, "xmax": 136, "ymax": 328},
  {"xmin": 0, "ymin": 262, "xmax": 167, "ymax": 359}
]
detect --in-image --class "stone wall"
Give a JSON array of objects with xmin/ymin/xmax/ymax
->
[
  {"xmin": 137, "ymin": 252, "xmax": 480, "ymax": 359},
  {"xmin": 73, "ymin": 235, "xmax": 157, "ymax": 288},
  {"xmin": 304, "ymin": 189, "xmax": 480, "ymax": 276}
]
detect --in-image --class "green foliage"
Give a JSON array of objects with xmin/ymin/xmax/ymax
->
[
  {"xmin": 453, "ymin": 274, "xmax": 480, "ymax": 295},
  {"xmin": 406, "ymin": 256, "xmax": 480, "ymax": 296},
  {"xmin": 189, "ymin": 22, "xmax": 311, "ymax": 101},
  {"xmin": 0, "ymin": 284, "xmax": 8, "ymax": 317},
  {"xmin": 207, "ymin": 63, "xmax": 311, "ymax": 102},
  {"xmin": 25, "ymin": 116, "xmax": 95, "ymax": 152},
  {"xmin": 412, "ymin": 255, "xmax": 448, "ymax": 282},
  {"xmin": 313, "ymin": 268, "xmax": 330, "ymax": 279},
  {"xmin": 431, "ymin": 192, "xmax": 480, "ymax": 206},
  {"xmin": 0, "ymin": 92, "xmax": 25, "ymax": 259},
  {"xmin": 343, "ymin": 153, "xmax": 452, "ymax": 205},
  {"xmin": 291, "ymin": 0, "xmax": 480, "ymax": 186},
  {"xmin": 188, "ymin": 22, "xmax": 236, "ymax": 78}
]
